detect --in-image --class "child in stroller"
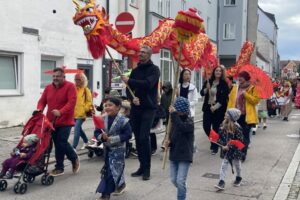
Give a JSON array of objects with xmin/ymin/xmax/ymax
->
[
  {"xmin": 0, "ymin": 134, "xmax": 38, "ymax": 179},
  {"xmin": 0, "ymin": 112, "xmax": 55, "ymax": 194}
]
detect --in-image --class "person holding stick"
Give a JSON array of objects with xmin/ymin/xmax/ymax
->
[
  {"xmin": 121, "ymin": 45, "xmax": 160, "ymax": 180},
  {"xmin": 200, "ymin": 65, "xmax": 229, "ymax": 155},
  {"xmin": 168, "ymin": 96, "xmax": 194, "ymax": 200}
]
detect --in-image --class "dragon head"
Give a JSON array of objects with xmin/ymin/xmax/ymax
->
[{"xmin": 72, "ymin": 0, "xmax": 108, "ymax": 38}]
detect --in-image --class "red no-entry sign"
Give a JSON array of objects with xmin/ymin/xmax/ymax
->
[{"xmin": 115, "ymin": 12, "xmax": 135, "ymax": 34}]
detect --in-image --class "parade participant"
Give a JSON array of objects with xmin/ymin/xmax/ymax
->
[
  {"xmin": 257, "ymin": 99, "xmax": 268, "ymax": 129},
  {"xmin": 95, "ymin": 97, "xmax": 132, "ymax": 200},
  {"xmin": 168, "ymin": 97, "xmax": 194, "ymax": 200},
  {"xmin": 215, "ymin": 108, "xmax": 244, "ymax": 190},
  {"xmin": 160, "ymin": 81, "xmax": 173, "ymax": 150},
  {"xmin": 121, "ymin": 45, "xmax": 160, "ymax": 180},
  {"xmin": 281, "ymin": 81, "xmax": 293, "ymax": 121},
  {"xmin": 177, "ymin": 69, "xmax": 198, "ymax": 119},
  {"xmin": 73, "ymin": 73, "xmax": 93, "ymax": 150},
  {"xmin": 200, "ymin": 65, "xmax": 229, "ymax": 155},
  {"xmin": 0, "ymin": 134, "xmax": 38, "ymax": 179},
  {"xmin": 96, "ymin": 87, "xmax": 111, "ymax": 113},
  {"xmin": 227, "ymin": 71, "xmax": 259, "ymax": 162},
  {"xmin": 37, "ymin": 67, "xmax": 79, "ymax": 176}
]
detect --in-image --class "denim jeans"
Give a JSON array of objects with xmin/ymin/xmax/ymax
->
[
  {"xmin": 73, "ymin": 118, "xmax": 88, "ymax": 149},
  {"xmin": 170, "ymin": 161, "xmax": 191, "ymax": 200},
  {"xmin": 52, "ymin": 126, "xmax": 78, "ymax": 170}
]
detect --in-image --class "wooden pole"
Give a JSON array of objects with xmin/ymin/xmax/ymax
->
[
  {"xmin": 162, "ymin": 41, "xmax": 184, "ymax": 169},
  {"xmin": 105, "ymin": 47, "xmax": 136, "ymax": 98}
]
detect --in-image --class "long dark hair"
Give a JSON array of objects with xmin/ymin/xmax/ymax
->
[
  {"xmin": 210, "ymin": 65, "xmax": 226, "ymax": 82},
  {"xmin": 179, "ymin": 69, "xmax": 191, "ymax": 84}
]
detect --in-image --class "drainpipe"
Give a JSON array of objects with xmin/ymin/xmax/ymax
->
[
  {"xmin": 106, "ymin": 0, "xmax": 109, "ymax": 15},
  {"xmin": 145, "ymin": 0, "xmax": 150, "ymax": 35},
  {"xmin": 125, "ymin": 0, "xmax": 128, "ymax": 12}
]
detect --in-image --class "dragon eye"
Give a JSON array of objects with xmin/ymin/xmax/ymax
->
[{"xmin": 86, "ymin": 7, "xmax": 93, "ymax": 12}]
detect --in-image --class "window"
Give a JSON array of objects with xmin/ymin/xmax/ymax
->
[
  {"xmin": 223, "ymin": 23, "xmax": 235, "ymax": 40},
  {"xmin": 160, "ymin": 49, "xmax": 173, "ymax": 83},
  {"xmin": 158, "ymin": 0, "xmax": 163, "ymax": 15},
  {"xmin": 130, "ymin": 0, "xmax": 138, "ymax": 8},
  {"xmin": 41, "ymin": 60, "xmax": 56, "ymax": 88},
  {"xmin": 0, "ymin": 53, "xmax": 22, "ymax": 95},
  {"xmin": 224, "ymin": 0, "xmax": 236, "ymax": 6}
]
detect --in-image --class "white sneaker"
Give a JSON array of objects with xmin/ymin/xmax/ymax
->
[{"xmin": 80, "ymin": 143, "xmax": 88, "ymax": 150}]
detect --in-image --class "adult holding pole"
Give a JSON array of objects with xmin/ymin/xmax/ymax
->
[{"xmin": 121, "ymin": 45, "xmax": 160, "ymax": 181}]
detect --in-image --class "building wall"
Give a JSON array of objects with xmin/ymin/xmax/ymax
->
[
  {"xmin": 257, "ymin": 7, "xmax": 279, "ymax": 77},
  {"xmin": 218, "ymin": 0, "xmax": 247, "ymax": 57},
  {"xmin": 0, "ymin": 0, "xmax": 104, "ymax": 128},
  {"xmin": 257, "ymin": 31, "xmax": 274, "ymax": 75}
]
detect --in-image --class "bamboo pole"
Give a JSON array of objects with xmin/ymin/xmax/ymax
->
[
  {"xmin": 162, "ymin": 41, "xmax": 184, "ymax": 169},
  {"xmin": 105, "ymin": 47, "xmax": 136, "ymax": 98}
]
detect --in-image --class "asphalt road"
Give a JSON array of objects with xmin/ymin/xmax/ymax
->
[{"xmin": 0, "ymin": 110, "xmax": 299, "ymax": 200}]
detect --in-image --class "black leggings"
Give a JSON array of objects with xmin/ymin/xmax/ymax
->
[{"xmin": 202, "ymin": 109, "xmax": 225, "ymax": 152}]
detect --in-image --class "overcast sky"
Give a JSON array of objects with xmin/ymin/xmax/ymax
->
[{"xmin": 259, "ymin": 0, "xmax": 300, "ymax": 60}]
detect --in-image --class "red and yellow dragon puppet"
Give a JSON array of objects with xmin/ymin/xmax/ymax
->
[{"xmin": 72, "ymin": 0, "xmax": 217, "ymax": 70}]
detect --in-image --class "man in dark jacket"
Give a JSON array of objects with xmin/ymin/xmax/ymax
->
[{"xmin": 121, "ymin": 45, "xmax": 160, "ymax": 180}]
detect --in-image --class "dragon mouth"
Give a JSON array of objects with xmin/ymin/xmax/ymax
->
[{"xmin": 75, "ymin": 15, "xmax": 98, "ymax": 35}]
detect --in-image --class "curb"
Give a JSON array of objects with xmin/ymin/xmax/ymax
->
[{"xmin": 273, "ymin": 141, "xmax": 300, "ymax": 200}]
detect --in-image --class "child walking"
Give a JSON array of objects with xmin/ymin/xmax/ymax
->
[
  {"xmin": 168, "ymin": 97, "xmax": 194, "ymax": 200},
  {"xmin": 215, "ymin": 108, "xmax": 244, "ymax": 190},
  {"xmin": 95, "ymin": 97, "xmax": 132, "ymax": 200}
]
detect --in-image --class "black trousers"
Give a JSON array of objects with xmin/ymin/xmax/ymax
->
[
  {"xmin": 237, "ymin": 114, "xmax": 253, "ymax": 160},
  {"xmin": 130, "ymin": 108, "xmax": 156, "ymax": 172},
  {"xmin": 202, "ymin": 109, "xmax": 225, "ymax": 152}
]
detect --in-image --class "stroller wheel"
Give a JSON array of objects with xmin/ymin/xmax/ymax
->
[
  {"xmin": 27, "ymin": 175, "xmax": 35, "ymax": 183},
  {"xmin": 13, "ymin": 182, "xmax": 21, "ymax": 194},
  {"xmin": 19, "ymin": 183, "xmax": 27, "ymax": 194},
  {"xmin": 45, "ymin": 176, "xmax": 54, "ymax": 186},
  {"xmin": 0, "ymin": 180, "xmax": 8, "ymax": 191},
  {"xmin": 41, "ymin": 175, "xmax": 47, "ymax": 185},
  {"xmin": 88, "ymin": 151, "xmax": 94, "ymax": 158},
  {"xmin": 95, "ymin": 149, "xmax": 103, "ymax": 157},
  {"xmin": 23, "ymin": 173, "xmax": 35, "ymax": 183}
]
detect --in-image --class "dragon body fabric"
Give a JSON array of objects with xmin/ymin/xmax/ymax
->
[{"xmin": 72, "ymin": 0, "xmax": 217, "ymax": 70}]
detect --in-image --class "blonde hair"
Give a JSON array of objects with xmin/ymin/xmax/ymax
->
[
  {"xmin": 221, "ymin": 117, "xmax": 236, "ymax": 134},
  {"xmin": 75, "ymin": 73, "xmax": 88, "ymax": 87}
]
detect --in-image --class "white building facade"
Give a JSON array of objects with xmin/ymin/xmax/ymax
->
[{"xmin": 0, "ymin": 0, "xmax": 104, "ymax": 128}]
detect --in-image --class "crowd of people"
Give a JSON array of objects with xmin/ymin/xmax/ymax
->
[{"xmin": 1, "ymin": 45, "xmax": 298, "ymax": 200}]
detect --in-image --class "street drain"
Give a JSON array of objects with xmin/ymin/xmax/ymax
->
[{"xmin": 202, "ymin": 173, "xmax": 219, "ymax": 179}]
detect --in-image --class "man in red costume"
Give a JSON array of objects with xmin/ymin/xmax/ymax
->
[{"xmin": 37, "ymin": 68, "xmax": 80, "ymax": 176}]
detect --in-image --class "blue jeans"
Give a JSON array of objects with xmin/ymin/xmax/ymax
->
[
  {"xmin": 52, "ymin": 126, "xmax": 78, "ymax": 170},
  {"xmin": 73, "ymin": 119, "xmax": 88, "ymax": 149},
  {"xmin": 170, "ymin": 161, "xmax": 191, "ymax": 200}
]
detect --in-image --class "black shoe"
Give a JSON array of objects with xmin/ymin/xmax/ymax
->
[
  {"xmin": 142, "ymin": 169, "xmax": 150, "ymax": 181},
  {"xmin": 131, "ymin": 168, "xmax": 143, "ymax": 177},
  {"xmin": 214, "ymin": 180, "xmax": 225, "ymax": 190},
  {"xmin": 233, "ymin": 176, "xmax": 242, "ymax": 187},
  {"xmin": 252, "ymin": 131, "xmax": 256, "ymax": 135},
  {"xmin": 263, "ymin": 125, "xmax": 267, "ymax": 130}
]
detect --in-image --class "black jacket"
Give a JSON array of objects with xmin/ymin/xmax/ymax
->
[
  {"xmin": 200, "ymin": 79, "xmax": 229, "ymax": 114},
  {"xmin": 127, "ymin": 60, "xmax": 160, "ymax": 109},
  {"xmin": 169, "ymin": 113, "xmax": 194, "ymax": 163}
]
